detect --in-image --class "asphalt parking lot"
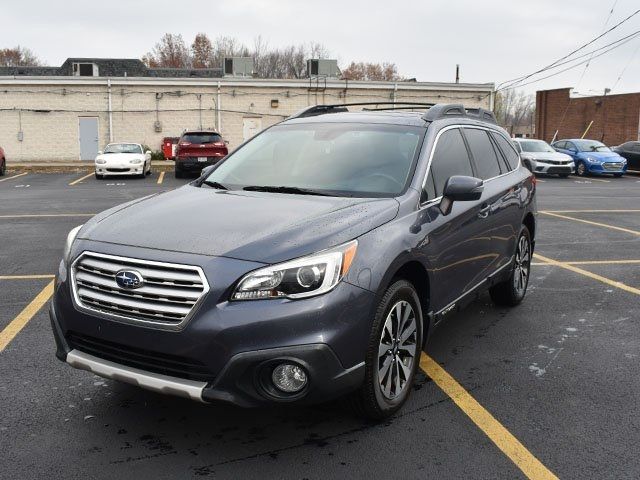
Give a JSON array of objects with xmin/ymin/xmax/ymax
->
[{"xmin": 1, "ymin": 170, "xmax": 639, "ymax": 479}]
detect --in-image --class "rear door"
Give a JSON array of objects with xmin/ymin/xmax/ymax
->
[
  {"xmin": 462, "ymin": 127, "xmax": 517, "ymax": 278},
  {"xmin": 419, "ymin": 127, "xmax": 492, "ymax": 311}
]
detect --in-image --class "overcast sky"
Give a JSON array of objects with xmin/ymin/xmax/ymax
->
[{"xmin": 2, "ymin": 0, "xmax": 639, "ymax": 96}]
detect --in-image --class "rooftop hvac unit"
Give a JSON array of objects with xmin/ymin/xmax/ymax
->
[
  {"xmin": 223, "ymin": 57, "xmax": 254, "ymax": 77},
  {"xmin": 307, "ymin": 59, "xmax": 339, "ymax": 78}
]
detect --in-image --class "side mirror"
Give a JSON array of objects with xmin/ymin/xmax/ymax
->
[
  {"xmin": 439, "ymin": 175, "xmax": 484, "ymax": 216},
  {"xmin": 97, "ymin": 150, "xmax": 103, "ymax": 155},
  {"xmin": 145, "ymin": 150, "xmax": 152, "ymax": 155}
]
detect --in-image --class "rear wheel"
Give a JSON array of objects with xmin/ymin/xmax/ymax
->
[
  {"xmin": 489, "ymin": 225, "xmax": 531, "ymax": 306},
  {"xmin": 175, "ymin": 166, "xmax": 184, "ymax": 178},
  {"xmin": 349, "ymin": 279, "xmax": 422, "ymax": 420},
  {"xmin": 0, "ymin": 158, "xmax": 5, "ymax": 176}
]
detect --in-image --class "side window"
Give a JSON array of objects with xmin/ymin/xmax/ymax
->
[
  {"xmin": 553, "ymin": 141, "xmax": 565, "ymax": 149},
  {"xmin": 566, "ymin": 142, "xmax": 576, "ymax": 151},
  {"xmin": 490, "ymin": 132, "xmax": 519, "ymax": 171},
  {"xmin": 463, "ymin": 128, "xmax": 502, "ymax": 180},
  {"xmin": 429, "ymin": 128, "xmax": 473, "ymax": 197}
]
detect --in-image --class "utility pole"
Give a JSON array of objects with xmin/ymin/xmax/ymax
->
[
  {"xmin": 601, "ymin": 87, "xmax": 610, "ymax": 143},
  {"xmin": 455, "ymin": 64, "xmax": 460, "ymax": 84}
]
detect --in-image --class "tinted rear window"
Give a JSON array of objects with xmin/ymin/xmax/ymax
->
[
  {"xmin": 491, "ymin": 133, "xmax": 519, "ymax": 171},
  {"xmin": 464, "ymin": 128, "xmax": 502, "ymax": 180},
  {"xmin": 182, "ymin": 133, "xmax": 222, "ymax": 144}
]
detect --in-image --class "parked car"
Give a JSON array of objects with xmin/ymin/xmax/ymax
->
[
  {"xmin": 94, "ymin": 143, "xmax": 152, "ymax": 179},
  {"xmin": 551, "ymin": 139, "xmax": 627, "ymax": 177},
  {"xmin": 513, "ymin": 138, "xmax": 574, "ymax": 177},
  {"xmin": 612, "ymin": 141, "xmax": 640, "ymax": 171},
  {"xmin": 52, "ymin": 103, "xmax": 536, "ymax": 419},
  {"xmin": 0, "ymin": 145, "xmax": 5, "ymax": 176},
  {"xmin": 174, "ymin": 130, "xmax": 228, "ymax": 178}
]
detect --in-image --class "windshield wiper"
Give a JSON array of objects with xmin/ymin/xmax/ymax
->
[
  {"xmin": 242, "ymin": 185, "xmax": 331, "ymax": 196},
  {"xmin": 201, "ymin": 180, "xmax": 228, "ymax": 190}
]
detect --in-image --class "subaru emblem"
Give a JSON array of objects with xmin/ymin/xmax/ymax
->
[{"xmin": 115, "ymin": 270, "xmax": 144, "ymax": 289}]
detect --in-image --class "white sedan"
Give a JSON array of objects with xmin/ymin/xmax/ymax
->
[{"xmin": 94, "ymin": 143, "xmax": 152, "ymax": 179}]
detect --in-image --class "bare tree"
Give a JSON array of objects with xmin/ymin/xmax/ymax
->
[
  {"xmin": 191, "ymin": 33, "xmax": 213, "ymax": 68},
  {"xmin": 0, "ymin": 46, "xmax": 41, "ymax": 67},
  {"xmin": 341, "ymin": 62, "xmax": 402, "ymax": 81},
  {"xmin": 494, "ymin": 89, "xmax": 535, "ymax": 134},
  {"xmin": 142, "ymin": 34, "xmax": 191, "ymax": 68}
]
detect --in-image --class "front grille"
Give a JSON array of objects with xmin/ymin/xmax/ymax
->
[
  {"xmin": 547, "ymin": 166, "xmax": 572, "ymax": 174},
  {"xmin": 603, "ymin": 162, "xmax": 623, "ymax": 171},
  {"xmin": 71, "ymin": 252, "xmax": 209, "ymax": 329},
  {"xmin": 106, "ymin": 168, "xmax": 131, "ymax": 172},
  {"xmin": 67, "ymin": 332, "xmax": 214, "ymax": 381}
]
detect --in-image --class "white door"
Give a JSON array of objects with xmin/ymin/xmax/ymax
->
[
  {"xmin": 78, "ymin": 117, "xmax": 99, "ymax": 160},
  {"xmin": 242, "ymin": 117, "xmax": 262, "ymax": 142}
]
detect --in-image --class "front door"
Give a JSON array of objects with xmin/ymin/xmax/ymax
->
[{"xmin": 79, "ymin": 117, "xmax": 99, "ymax": 160}]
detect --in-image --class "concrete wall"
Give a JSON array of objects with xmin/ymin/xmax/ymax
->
[
  {"xmin": 536, "ymin": 88, "xmax": 640, "ymax": 145},
  {"xmin": 0, "ymin": 77, "xmax": 494, "ymax": 161}
]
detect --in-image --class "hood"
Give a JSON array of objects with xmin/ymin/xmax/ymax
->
[
  {"xmin": 577, "ymin": 151, "xmax": 623, "ymax": 161},
  {"xmin": 521, "ymin": 151, "xmax": 571, "ymax": 161},
  {"xmin": 96, "ymin": 153, "xmax": 144, "ymax": 163},
  {"xmin": 80, "ymin": 185, "xmax": 399, "ymax": 263}
]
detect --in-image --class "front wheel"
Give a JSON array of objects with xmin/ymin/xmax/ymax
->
[
  {"xmin": 349, "ymin": 280, "xmax": 422, "ymax": 420},
  {"xmin": 575, "ymin": 162, "xmax": 587, "ymax": 176},
  {"xmin": 94, "ymin": 171, "xmax": 103, "ymax": 180},
  {"xmin": 490, "ymin": 225, "xmax": 531, "ymax": 306},
  {"xmin": 0, "ymin": 159, "xmax": 5, "ymax": 176},
  {"xmin": 613, "ymin": 173, "xmax": 623, "ymax": 178}
]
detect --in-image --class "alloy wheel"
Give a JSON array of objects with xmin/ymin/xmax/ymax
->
[
  {"xmin": 377, "ymin": 300, "xmax": 417, "ymax": 400},
  {"xmin": 513, "ymin": 235, "xmax": 530, "ymax": 296}
]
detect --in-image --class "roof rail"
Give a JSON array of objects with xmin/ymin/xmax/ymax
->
[
  {"xmin": 287, "ymin": 102, "xmax": 436, "ymax": 120},
  {"xmin": 422, "ymin": 103, "xmax": 497, "ymax": 124}
]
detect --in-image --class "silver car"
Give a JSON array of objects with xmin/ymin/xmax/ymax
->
[{"xmin": 513, "ymin": 138, "xmax": 574, "ymax": 177}]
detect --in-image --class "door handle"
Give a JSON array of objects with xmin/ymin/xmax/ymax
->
[{"xmin": 478, "ymin": 203, "xmax": 490, "ymax": 219}]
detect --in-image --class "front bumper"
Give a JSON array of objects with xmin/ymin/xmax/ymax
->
[
  {"xmin": 51, "ymin": 246, "xmax": 373, "ymax": 407},
  {"xmin": 531, "ymin": 160, "xmax": 574, "ymax": 175},
  {"xmin": 96, "ymin": 165, "xmax": 144, "ymax": 176},
  {"xmin": 585, "ymin": 162, "xmax": 627, "ymax": 175}
]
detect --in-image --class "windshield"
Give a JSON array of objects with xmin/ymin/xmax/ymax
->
[
  {"xmin": 574, "ymin": 140, "xmax": 610, "ymax": 152},
  {"xmin": 181, "ymin": 133, "xmax": 222, "ymax": 144},
  {"xmin": 104, "ymin": 143, "xmax": 142, "ymax": 154},
  {"xmin": 518, "ymin": 140, "xmax": 555, "ymax": 153},
  {"xmin": 203, "ymin": 123, "xmax": 424, "ymax": 197}
]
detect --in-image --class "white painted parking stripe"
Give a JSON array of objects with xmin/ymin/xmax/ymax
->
[{"xmin": 0, "ymin": 172, "xmax": 28, "ymax": 183}]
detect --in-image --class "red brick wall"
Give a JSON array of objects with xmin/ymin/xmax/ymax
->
[{"xmin": 535, "ymin": 88, "xmax": 640, "ymax": 145}]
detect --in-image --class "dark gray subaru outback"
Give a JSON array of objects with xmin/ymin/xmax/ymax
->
[{"xmin": 51, "ymin": 103, "xmax": 536, "ymax": 419}]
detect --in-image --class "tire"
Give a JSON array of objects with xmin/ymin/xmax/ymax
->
[
  {"xmin": 575, "ymin": 162, "xmax": 587, "ymax": 176},
  {"xmin": 175, "ymin": 167, "xmax": 183, "ymax": 179},
  {"xmin": 349, "ymin": 279, "xmax": 423, "ymax": 420},
  {"xmin": 0, "ymin": 159, "xmax": 5, "ymax": 176},
  {"xmin": 146, "ymin": 161, "xmax": 152, "ymax": 176},
  {"xmin": 489, "ymin": 225, "xmax": 532, "ymax": 306},
  {"xmin": 613, "ymin": 173, "xmax": 623, "ymax": 178},
  {"xmin": 94, "ymin": 171, "xmax": 103, "ymax": 180},
  {"xmin": 137, "ymin": 162, "xmax": 146, "ymax": 179}
]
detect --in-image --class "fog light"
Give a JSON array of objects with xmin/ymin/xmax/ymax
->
[{"xmin": 272, "ymin": 363, "xmax": 307, "ymax": 393}]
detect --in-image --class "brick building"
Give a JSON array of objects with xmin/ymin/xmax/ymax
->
[
  {"xmin": 0, "ymin": 58, "xmax": 494, "ymax": 162},
  {"xmin": 536, "ymin": 87, "xmax": 640, "ymax": 145}
]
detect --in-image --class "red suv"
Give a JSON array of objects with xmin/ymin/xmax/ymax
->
[
  {"xmin": 175, "ymin": 130, "xmax": 228, "ymax": 178},
  {"xmin": 0, "ymin": 145, "xmax": 6, "ymax": 176}
]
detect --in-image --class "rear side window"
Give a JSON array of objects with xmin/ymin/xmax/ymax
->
[
  {"xmin": 464, "ymin": 128, "xmax": 502, "ymax": 180},
  {"xmin": 491, "ymin": 133, "xmax": 520, "ymax": 171},
  {"xmin": 429, "ymin": 128, "xmax": 473, "ymax": 197},
  {"xmin": 553, "ymin": 141, "xmax": 565, "ymax": 149},
  {"xmin": 181, "ymin": 132, "xmax": 222, "ymax": 144}
]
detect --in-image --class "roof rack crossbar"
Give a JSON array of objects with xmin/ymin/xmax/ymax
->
[{"xmin": 287, "ymin": 102, "xmax": 436, "ymax": 119}]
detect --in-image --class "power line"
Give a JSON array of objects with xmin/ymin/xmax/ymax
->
[
  {"xmin": 610, "ymin": 36, "xmax": 640, "ymax": 92},
  {"xmin": 497, "ymin": 8, "xmax": 640, "ymax": 90}
]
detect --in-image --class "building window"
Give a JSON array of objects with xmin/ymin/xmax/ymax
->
[{"xmin": 73, "ymin": 63, "xmax": 98, "ymax": 77}]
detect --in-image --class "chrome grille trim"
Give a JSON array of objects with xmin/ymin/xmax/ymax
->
[
  {"xmin": 70, "ymin": 251, "xmax": 210, "ymax": 330},
  {"xmin": 603, "ymin": 162, "xmax": 623, "ymax": 170}
]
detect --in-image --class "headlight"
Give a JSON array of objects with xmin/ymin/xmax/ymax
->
[
  {"xmin": 585, "ymin": 157, "xmax": 600, "ymax": 163},
  {"xmin": 95, "ymin": 158, "xmax": 106, "ymax": 164},
  {"xmin": 233, "ymin": 240, "xmax": 358, "ymax": 300},
  {"xmin": 129, "ymin": 158, "xmax": 143, "ymax": 164},
  {"xmin": 64, "ymin": 225, "xmax": 83, "ymax": 262}
]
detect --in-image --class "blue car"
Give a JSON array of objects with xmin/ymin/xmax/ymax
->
[{"xmin": 552, "ymin": 139, "xmax": 627, "ymax": 177}]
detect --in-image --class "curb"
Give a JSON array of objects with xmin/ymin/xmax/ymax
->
[{"xmin": 7, "ymin": 162, "xmax": 176, "ymax": 174}]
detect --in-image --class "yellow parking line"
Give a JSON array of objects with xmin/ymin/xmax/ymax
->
[
  {"xmin": 532, "ymin": 259, "xmax": 640, "ymax": 266},
  {"xmin": 545, "ymin": 210, "xmax": 640, "ymax": 214},
  {"xmin": 540, "ymin": 211, "xmax": 640, "ymax": 236},
  {"xmin": 421, "ymin": 355, "xmax": 558, "ymax": 479},
  {"xmin": 0, "ymin": 280, "xmax": 54, "ymax": 352},
  {"xmin": 533, "ymin": 253, "xmax": 640, "ymax": 296},
  {"xmin": 0, "ymin": 213, "xmax": 94, "ymax": 219},
  {"xmin": 0, "ymin": 172, "xmax": 28, "ymax": 183},
  {"xmin": 0, "ymin": 274, "xmax": 55, "ymax": 280},
  {"xmin": 68, "ymin": 172, "xmax": 94, "ymax": 186},
  {"xmin": 157, "ymin": 171, "xmax": 165, "ymax": 185}
]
